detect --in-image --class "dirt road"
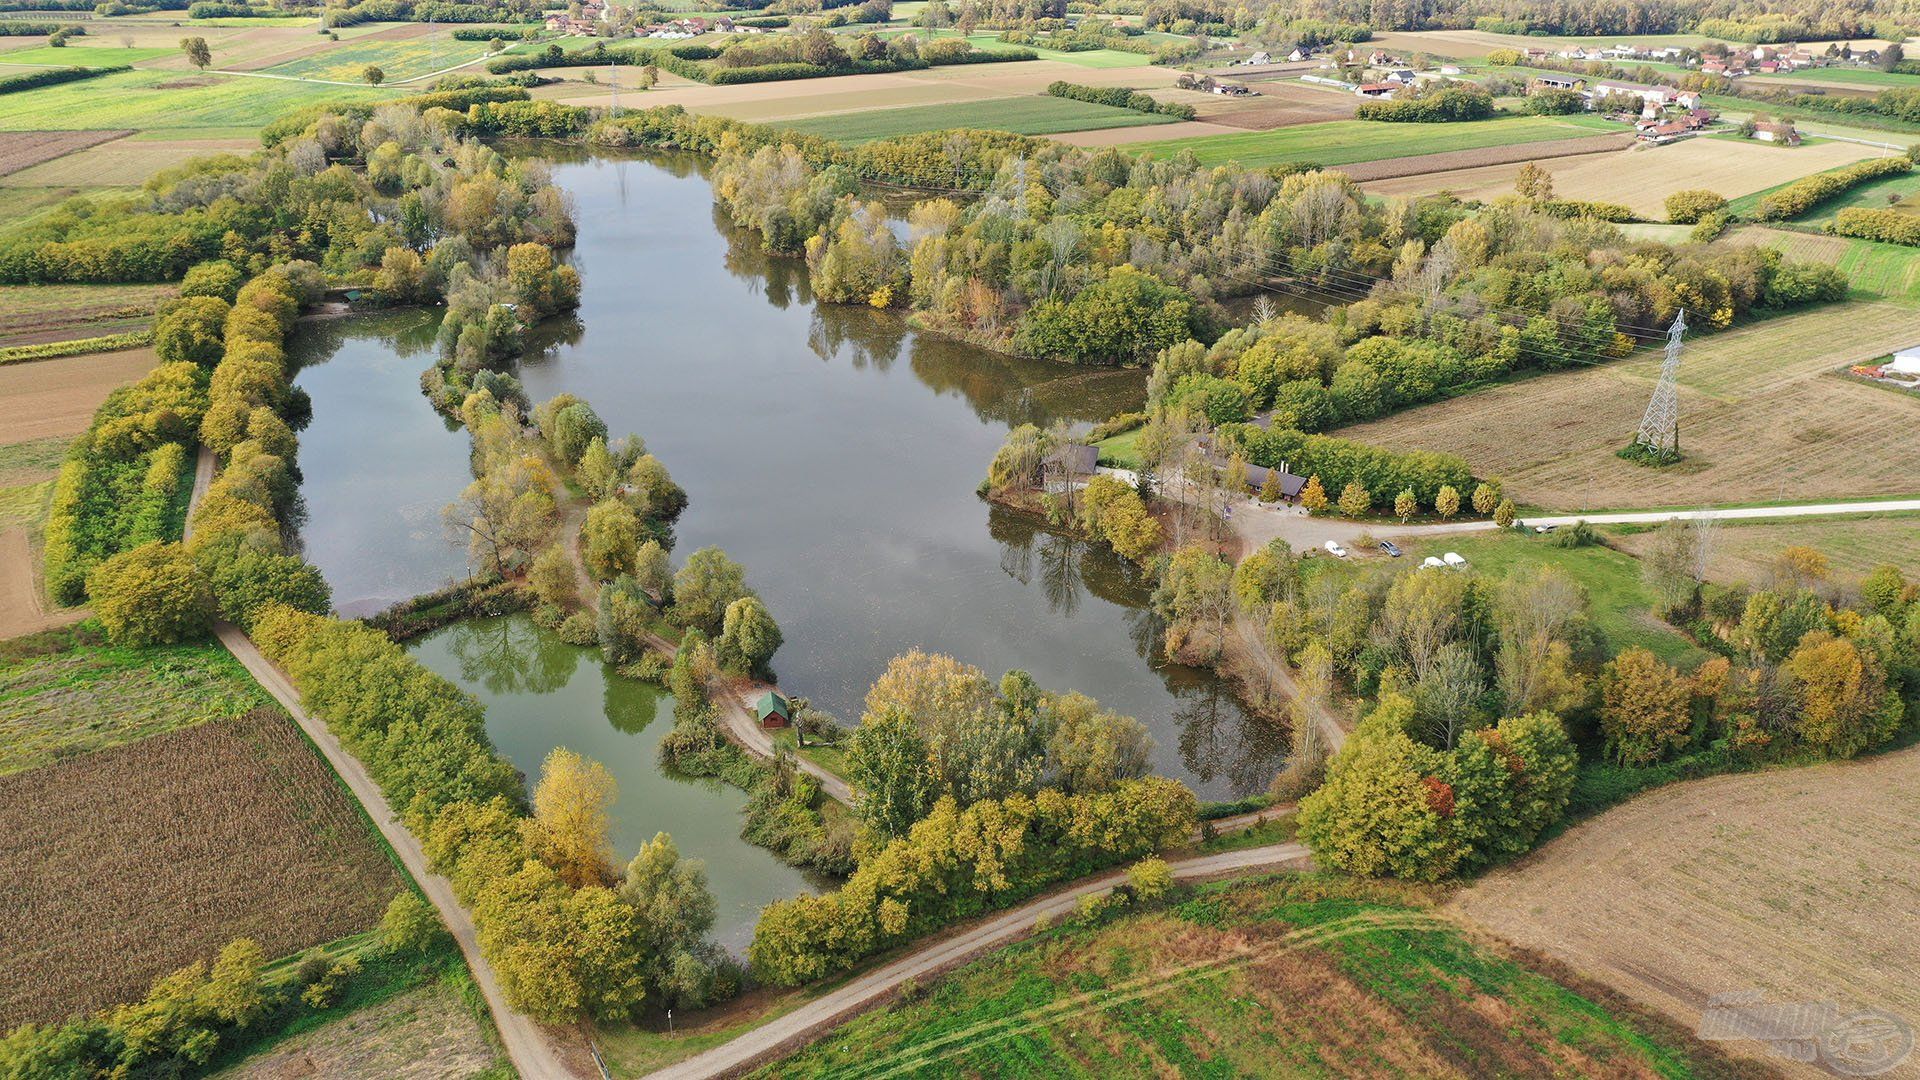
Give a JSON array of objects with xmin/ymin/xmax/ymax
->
[
  {"xmin": 646, "ymin": 841, "xmax": 1313, "ymax": 1080},
  {"xmin": 188, "ymin": 451, "xmax": 581, "ymax": 1080},
  {"xmin": 0, "ymin": 527, "xmax": 83, "ymax": 639}
]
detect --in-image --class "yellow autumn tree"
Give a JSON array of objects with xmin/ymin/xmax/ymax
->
[{"xmin": 528, "ymin": 748, "xmax": 617, "ymax": 889}]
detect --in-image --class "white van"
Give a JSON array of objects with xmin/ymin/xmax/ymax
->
[{"xmin": 1443, "ymin": 551, "xmax": 1469, "ymax": 569}]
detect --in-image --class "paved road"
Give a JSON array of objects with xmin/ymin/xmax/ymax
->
[
  {"xmin": 646, "ymin": 842, "xmax": 1312, "ymax": 1080},
  {"xmin": 188, "ymin": 450, "xmax": 580, "ymax": 1080}
]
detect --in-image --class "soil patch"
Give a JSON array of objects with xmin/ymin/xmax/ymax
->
[
  {"xmin": 219, "ymin": 981, "xmax": 499, "ymax": 1079},
  {"xmin": 1455, "ymin": 745, "xmax": 1920, "ymax": 1078},
  {"xmin": 0, "ymin": 346, "xmax": 159, "ymax": 446},
  {"xmin": 0, "ymin": 129, "xmax": 132, "ymax": 178}
]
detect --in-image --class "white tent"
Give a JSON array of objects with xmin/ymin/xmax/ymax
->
[{"xmin": 1887, "ymin": 347, "xmax": 1920, "ymax": 376}]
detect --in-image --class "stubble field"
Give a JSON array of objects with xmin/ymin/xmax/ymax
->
[
  {"xmin": 1334, "ymin": 304, "xmax": 1920, "ymax": 511},
  {"xmin": 1456, "ymin": 745, "xmax": 1920, "ymax": 1079},
  {"xmin": 0, "ymin": 707, "xmax": 406, "ymax": 1027},
  {"xmin": 1611, "ymin": 512, "xmax": 1920, "ymax": 584}
]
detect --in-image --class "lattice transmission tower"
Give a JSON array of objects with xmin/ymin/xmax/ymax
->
[{"xmin": 1632, "ymin": 309, "xmax": 1686, "ymax": 460}]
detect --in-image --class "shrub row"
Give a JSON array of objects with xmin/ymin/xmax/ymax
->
[
  {"xmin": 449, "ymin": 25, "xmax": 535, "ymax": 40},
  {"xmin": 1539, "ymin": 198, "xmax": 1634, "ymax": 222},
  {"xmin": 0, "ymin": 63, "xmax": 123, "ymax": 95},
  {"xmin": 0, "ymin": 19, "xmax": 82, "ymax": 33},
  {"xmin": 1354, "ymin": 85, "xmax": 1495, "ymax": 122},
  {"xmin": 1045, "ymin": 79, "xmax": 1196, "ymax": 119},
  {"xmin": 1830, "ymin": 205, "xmax": 1920, "ymax": 245},
  {"xmin": 0, "ymin": 329, "xmax": 150, "ymax": 365},
  {"xmin": 748, "ymin": 778, "xmax": 1198, "ymax": 985},
  {"xmin": 1753, "ymin": 154, "xmax": 1913, "ymax": 221}
]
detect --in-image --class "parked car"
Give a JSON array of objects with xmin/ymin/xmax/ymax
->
[
  {"xmin": 1534, "ymin": 523, "xmax": 1558, "ymax": 533},
  {"xmin": 1420, "ymin": 556, "xmax": 1447, "ymax": 569},
  {"xmin": 1379, "ymin": 540, "xmax": 1402, "ymax": 557},
  {"xmin": 1324, "ymin": 540, "xmax": 1349, "ymax": 558},
  {"xmin": 1443, "ymin": 551, "xmax": 1469, "ymax": 569}
]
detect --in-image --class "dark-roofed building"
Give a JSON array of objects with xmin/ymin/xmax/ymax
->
[{"xmin": 1243, "ymin": 462, "xmax": 1308, "ymax": 501}]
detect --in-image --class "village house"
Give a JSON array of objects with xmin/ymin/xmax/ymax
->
[
  {"xmin": 1591, "ymin": 80, "xmax": 1678, "ymax": 108},
  {"xmin": 1287, "ymin": 47, "xmax": 1309, "ymax": 62},
  {"xmin": 1355, "ymin": 82, "xmax": 1398, "ymax": 97},
  {"xmin": 543, "ymin": 12, "xmax": 598, "ymax": 34},
  {"xmin": 1754, "ymin": 120, "xmax": 1802, "ymax": 145},
  {"xmin": 1528, "ymin": 73, "xmax": 1586, "ymax": 93},
  {"xmin": 1386, "ymin": 68, "xmax": 1417, "ymax": 85},
  {"xmin": 1636, "ymin": 119, "xmax": 1694, "ymax": 144}
]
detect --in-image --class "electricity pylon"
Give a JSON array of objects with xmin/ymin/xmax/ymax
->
[{"xmin": 1632, "ymin": 309, "xmax": 1686, "ymax": 461}]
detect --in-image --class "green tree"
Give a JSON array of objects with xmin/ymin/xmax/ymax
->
[
  {"xmin": 206, "ymin": 548, "xmax": 330, "ymax": 630},
  {"xmin": 154, "ymin": 296, "xmax": 230, "ymax": 367},
  {"xmin": 1152, "ymin": 545, "xmax": 1233, "ymax": 658},
  {"xmin": 1394, "ymin": 488, "xmax": 1417, "ymax": 523},
  {"xmin": 621, "ymin": 833, "xmax": 724, "ymax": 1007},
  {"xmin": 1045, "ymin": 691, "xmax": 1152, "ymax": 794},
  {"xmin": 1861, "ymin": 564, "xmax": 1910, "ymax": 620},
  {"xmin": 180, "ymin": 35, "xmax": 211, "ymax": 69},
  {"xmin": 1471, "ymin": 482, "xmax": 1498, "ymax": 516},
  {"xmin": 528, "ymin": 543, "xmax": 577, "ymax": 609},
  {"xmin": 379, "ymin": 892, "xmax": 448, "ymax": 956},
  {"xmin": 363, "ymin": 64, "xmax": 384, "ymax": 85},
  {"xmin": 576, "ymin": 437, "xmax": 618, "ymax": 501},
  {"xmin": 717, "ymin": 594, "xmax": 782, "ymax": 676},
  {"xmin": 633, "ymin": 539, "xmax": 670, "ymax": 600},
  {"xmin": 1297, "ymin": 725, "xmax": 1464, "ymax": 881},
  {"xmin": 528, "ymin": 748, "xmax": 617, "ymax": 890},
  {"xmin": 670, "ymin": 547, "xmax": 749, "ymax": 636},
  {"xmin": 1300, "ymin": 474, "xmax": 1327, "ymax": 513},
  {"xmin": 846, "ymin": 705, "xmax": 935, "ymax": 841},
  {"xmin": 583, "ymin": 498, "xmax": 640, "ymax": 581},
  {"xmin": 1598, "ymin": 646, "xmax": 1693, "ymax": 765},
  {"xmin": 1783, "ymin": 632, "xmax": 1902, "ymax": 758},
  {"xmin": 179, "ymin": 260, "xmax": 243, "ymax": 303},
  {"xmin": 1336, "ymin": 479, "xmax": 1371, "ymax": 518},
  {"xmin": 87, "ymin": 541, "xmax": 210, "ymax": 645}
]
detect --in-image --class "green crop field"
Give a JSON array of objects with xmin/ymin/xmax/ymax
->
[
  {"xmin": 782, "ymin": 96, "xmax": 1178, "ymax": 144},
  {"xmin": 1751, "ymin": 66, "xmax": 1920, "ymax": 89},
  {"xmin": 1730, "ymin": 225, "xmax": 1920, "ymax": 303},
  {"xmin": 758, "ymin": 873, "xmax": 1742, "ymax": 1078},
  {"xmin": 0, "ymin": 68, "xmax": 399, "ymax": 133},
  {"xmin": 0, "ymin": 44, "xmax": 176, "ymax": 67},
  {"xmin": 0, "ymin": 627, "xmax": 272, "ymax": 776},
  {"xmin": 1123, "ymin": 113, "xmax": 1614, "ymax": 169},
  {"xmin": 262, "ymin": 36, "xmax": 496, "ymax": 83}
]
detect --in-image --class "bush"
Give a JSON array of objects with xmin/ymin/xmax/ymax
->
[
  {"xmin": 154, "ymin": 295, "xmax": 230, "ymax": 366},
  {"xmin": 87, "ymin": 541, "xmax": 211, "ymax": 645},
  {"xmin": 378, "ymin": 891, "xmax": 447, "ymax": 955},
  {"xmin": 1755, "ymin": 156, "xmax": 1911, "ymax": 221},
  {"xmin": 1830, "ymin": 205, "xmax": 1920, "ymax": 246},
  {"xmin": 179, "ymin": 259, "xmax": 245, "ymax": 302},
  {"xmin": 1046, "ymin": 79, "xmax": 1196, "ymax": 119},
  {"xmin": 1355, "ymin": 85, "xmax": 1494, "ymax": 122},
  {"xmin": 1665, "ymin": 189, "xmax": 1727, "ymax": 224}
]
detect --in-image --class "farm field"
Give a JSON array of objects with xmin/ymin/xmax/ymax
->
[
  {"xmin": 0, "ymin": 630, "xmax": 270, "ymax": 774},
  {"xmin": 1179, "ymin": 79, "xmax": 1360, "ymax": 130},
  {"xmin": 0, "ymin": 346, "xmax": 160, "ymax": 445},
  {"xmin": 0, "ymin": 282, "xmax": 172, "ymax": 346},
  {"xmin": 1123, "ymin": 113, "xmax": 1616, "ymax": 169},
  {"xmin": 1361, "ymin": 137, "xmax": 1883, "ymax": 218},
  {"xmin": 0, "ymin": 133, "xmax": 257, "ymax": 190},
  {"xmin": 215, "ymin": 978, "xmax": 503, "ymax": 1079},
  {"xmin": 1456, "ymin": 744, "xmax": 1920, "ymax": 1079},
  {"xmin": 0, "ymin": 44, "xmax": 175, "ymax": 67},
  {"xmin": 780, "ymin": 95, "xmax": 1180, "ymax": 143},
  {"xmin": 1334, "ymin": 303, "xmax": 1920, "ymax": 511},
  {"xmin": 260, "ymin": 33, "xmax": 494, "ymax": 83},
  {"xmin": 1392, "ymin": 532, "xmax": 1710, "ymax": 667},
  {"xmin": 0, "ymin": 706, "xmax": 406, "ymax": 1027},
  {"xmin": 0, "ymin": 68, "xmax": 399, "ymax": 134},
  {"xmin": 1336, "ymin": 131, "xmax": 1629, "ymax": 182},
  {"xmin": 758, "ymin": 873, "xmax": 1754, "ymax": 1078},
  {"xmin": 1610, "ymin": 512, "xmax": 1920, "ymax": 584},
  {"xmin": 1729, "ymin": 225, "xmax": 1920, "ymax": 304},
  {"xmin": 1749, "ymin": 65, "xmax": 1920, "ymax": 90},
  {"xmin": 0, "ymin": 129, "xmax": 132, "ymax": 179}
]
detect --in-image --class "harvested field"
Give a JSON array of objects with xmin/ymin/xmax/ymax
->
[
  {"xmin": 219, "ymin": 981, "xmax": 500, "ymax": 1080},
  {"xmin": 1612, "ymin": 512, "xmax": 1920, "ymax": 585},
  {"xmin": 0, "ymin": 707, "xmax": 405, "ymax": 1027},
  {"xmin": 782, "ymin": 95, "xmax": 1177, "ymax": 144},
  {"xmin": 0, "ymin": 633, "xmax": 270, "ymax": 774},
  {"xmin": 1179, "ymin": 80, "xmax": 1359, "ymax": 130},
  {"xmin": 0, "ymin": 283, "xmax": 173, "ymax": 346},
  {"xmin": 0, "ymin": 129, "xmax": 131, "ymax": 178},
  {"xmin": 1362, "ymin": 137, "xmax": 1882, "ymax": 217},
  {"xmin": 225, "ymin": 20, "xmax": 437, "ymax": 73},
  {"xmin": 0, "ymin": 437, "xmax": 69, "ymax": 636},
  {"xmin": 763, "ymin": 873, "xmax": 1761, "ymax": 1078},
  {"xmin": 1333, "ymin": 303, "xmax": 1920, "ymax": 511},
  {"xmin": 0, "ymin": 346, "xmax": 158, "ymax": 445},
  {"xmin": 1456, "ymin": 745, "xmax": 1920, "ymax": 1079},
  {"xmin": 0, "ymin": 134, "xmax": 256, "ymax": 189},
  {"xmin": 1336, "ymin": 131, "xmax": 1631, "ymax": 182}
]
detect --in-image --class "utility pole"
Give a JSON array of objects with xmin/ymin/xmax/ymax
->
[{"xmin": 1631, "ymin": 309, "xmax": 1686, "ymax": 461}]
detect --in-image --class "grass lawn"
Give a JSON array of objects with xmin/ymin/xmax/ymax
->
[
  {"xmin": 1750, "ymin": 66, "xmax": 1920, "ymax": 89},
  {"xmin": 0, "ymin": 68, "xmax": 400, "ymax": 133},
  {"xmin": 1094, "ymin": 426, "xmax": 1144, "ymax": 470},
  {"xmin": 0, "ymin": 44, "xmax": 176, "ymax": 67},
  {"xmin": 1399, "ymin": 531, "xmax": 1710, "ymax": 669},
  {"xmin": 1197, "ymin": 811, "xmax": 1296, "ymax": 853},
  {"xmin": 770, "ymin": 729, "xmax": 851, "ymax": 779},
  {"xmin": 781, "ymin": 96, "xmax": 1177, "ymax": 144},
  {"xmin": 1765, "ymin": 167, "xmax": 1920, "ymax": 227},
  {"xmin": 1123, "ymin": 113, "xmax": 1613, "ymax": 169},
  {"xmin": 758, "ymin": 872, "xmax": 1744, "ymax": 1078}
]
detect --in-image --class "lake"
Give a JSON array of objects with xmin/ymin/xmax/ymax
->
[{"xmin": 289, "ymin": 149, "xmax": 1287, "ymax": 936}]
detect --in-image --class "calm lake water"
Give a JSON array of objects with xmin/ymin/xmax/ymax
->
[{"xmin": 288, "ymin": 150, "xmax": 1287, "ymax": 935}]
